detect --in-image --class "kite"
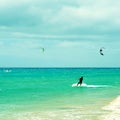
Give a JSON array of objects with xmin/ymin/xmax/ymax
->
[
  {"xmin": 40, "ymin": 47, "xmax": 45, "ymax": 52},
  {"xmin": 99, "ymin": 47, "xmax": 105, "ymax": 56}
]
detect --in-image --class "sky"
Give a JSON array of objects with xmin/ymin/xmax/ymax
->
[{"xmin": 0, "ymin": 0, "xmax": 120, "ymax": 67}]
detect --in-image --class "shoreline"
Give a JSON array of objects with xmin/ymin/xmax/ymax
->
[
  {"xmin": 0, "ymin": 96, "xmax": 120, "ymax": 120},
  {"xmin": 101, "ymin": 96, "xmax": 120, "ymax": 120}
]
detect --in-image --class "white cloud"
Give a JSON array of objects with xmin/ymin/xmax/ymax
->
[
  {"xmin": 49, "ymin": 3, "xmax": 120, "ymax": 28},
  {"xmin": 11, "ymin": 32, "xmax": 104, "ymax": 39},
  {"xmin": 0, "ymin": 0, "xmax": 120, "ymax": 36}
]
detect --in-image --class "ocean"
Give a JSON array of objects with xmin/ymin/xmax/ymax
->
[{"xmin": 0, "ymin": 68, "xmax": 120, "ymax": 120}]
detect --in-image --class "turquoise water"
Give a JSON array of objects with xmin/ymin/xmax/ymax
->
[{"xmin": 0, "ymin": 68, "xmax": 120, "ymax": 120}]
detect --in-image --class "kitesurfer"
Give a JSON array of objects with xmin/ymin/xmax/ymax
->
[{"xmin": 77, "ymin": 76, "xmax": 83, "ymax": 86}]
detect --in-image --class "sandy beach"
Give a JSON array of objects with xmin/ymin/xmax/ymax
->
[
  {"xmin": 101, "ymin": 96, "xmax": 120, "ymax": 120},
  {"xmin": 0, "ymin": 97, "xmax": 120, "ymax": 120}
]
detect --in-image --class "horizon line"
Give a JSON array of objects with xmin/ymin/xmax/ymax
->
[{"xmin": 0, "ymin": 67, "xmax": 120, "ymax": 69}]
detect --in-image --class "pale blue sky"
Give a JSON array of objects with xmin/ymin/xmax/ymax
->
[{"xmin": 0, "ymin": 0, "xmax": 120, "ymax": 67}]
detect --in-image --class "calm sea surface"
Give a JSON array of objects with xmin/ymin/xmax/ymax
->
[{"xmin": 0, "ymin": 68, "xmax": 120, "ymax": 120}]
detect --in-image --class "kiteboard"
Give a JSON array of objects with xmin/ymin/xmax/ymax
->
[
  {"xmin": 72, "ymin": 83, "xmax": 107, "ymax": 88},
  {"xmin": 72, "ymin": 83, "xmax": 87, "ymax": 87}
]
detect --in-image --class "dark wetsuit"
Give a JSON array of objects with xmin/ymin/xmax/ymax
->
[{"xmin": 77, "ymin": 77, "xmax": 83, "ymax": 86}]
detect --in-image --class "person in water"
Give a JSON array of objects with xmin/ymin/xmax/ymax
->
[{"xmin": 77, "ymin": 76, "xmax": 83, "ymax": 86}]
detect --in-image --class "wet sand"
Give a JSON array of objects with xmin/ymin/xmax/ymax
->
[{"xmin": 101, "ymin": 96, "xmax": 120, "ymax": 120}]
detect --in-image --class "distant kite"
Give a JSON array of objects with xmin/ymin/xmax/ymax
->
[
  {"xmin": 99, "ymin": 47, "xmax": 105, "ymax": 56},
  {"xmin": 35, "ymin": 47, "xmax": 45, "ymax": 52},
  {"xmin": 40, "ymin": 47, "xmax": 45, "ymax": 52}
]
